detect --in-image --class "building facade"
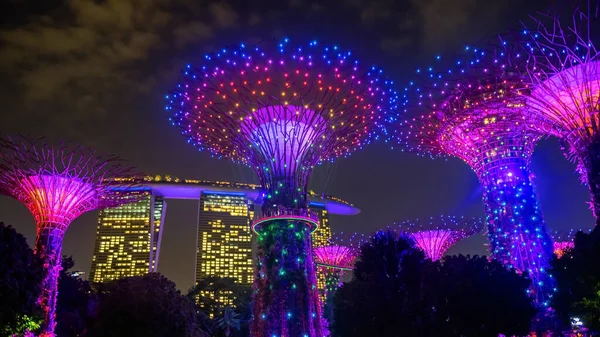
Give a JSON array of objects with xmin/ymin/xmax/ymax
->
[
  {"xmin": 89, "ymin": 177, "xmax": 355, "ymax": 300},
  {"xmin": 310, "ymin": 204, "xmax": 332, "ymax": 303},
  {"xmin": 195, "ymin": 191, "xmax": 254, "ymax": 311},
  {"xmin": 89, "ymin": 190, "xmax": 166, "ymax": 283}
]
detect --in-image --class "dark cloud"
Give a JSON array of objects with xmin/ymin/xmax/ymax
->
[
  {"xmin": 0, "ymin": 0, "xmax": 552, "ymax": 140},
  {"xmin": 0, "ymin": 0, "xmax": 230, "ymax": 139},
  {"xmin": 209, "ymin": 2, "xmax": 239, "ymax": 28}
]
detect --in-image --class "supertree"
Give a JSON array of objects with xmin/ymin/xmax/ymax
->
[
  {"xmin": 312, "ymin": 245, "xmax": 357, "ymax": 326},
  {"xmin": 549, "ymin": 229, "xmax": 578, "ymax": 258},
  {"xmin": 396, "ymin": 46, "xmax": 555, "ymax": 305},
  {"xmin": 0, "ymin": 136, "xmax": 140, "ymax": 337},
  {"xmin": 394, "ymin": 215, "xmax": 483, "ymax": 261},
  {"xmin": 167, "ymin": 39, "xmax": 397, "ymax": 337},
  {"xmin": 515, "ymin": 5, "xmax": 600, "ymax": 223}
]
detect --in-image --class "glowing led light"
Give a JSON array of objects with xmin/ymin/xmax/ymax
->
[
  {"xmin": 167, "ymin": 38, "xmax": 398, "ymax": 337},
  {"xmin": 549, "ymin": 228, "xmax": 588, "ymax": 258},
  {"xmin": 395, "ymin": 215, "xmax": 483, "ymax": 261},
  {"xmin": 516, "ymin": 8, "xmax": 600, "ymax": 222},
  {"xmin": 0, "ymin": 136, "xmax": 140, "ymax": 337},
  {"xmin": 395, "ymin": 43, "xmax": 555, "ymax": 303}
]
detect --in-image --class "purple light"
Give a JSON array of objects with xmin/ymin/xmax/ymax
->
[
  {"xmin": 549, "ymin": 229, "xmax": 588, "ymax": 258},
  {"xmin": 518, "ymin": 7, "xmax": 600, "ymax": 220},
  {"xmin": 394, "ymin": 215, "xmax": 482, "ymax": 261},
  {"xmin": 313, "ymin": 245, "xmax": 357, "ymax": 271},
  {"xmin": 313, "ymin": 243, "xmax": 358, "ymax": 325},
  {"xmin": 395, "ymin": 45, "xmax": 555, "ymax": 304},
  {"xmin": 241, "ymin": 106, "xmax": 326, "ymax": 174},
  {"xmin": 168, "ymin": 39, "xmax": 398, "ymax": 337},
  {"xmin": 0, "ymin": 136, "xmax": 140, "ymax": 337}
]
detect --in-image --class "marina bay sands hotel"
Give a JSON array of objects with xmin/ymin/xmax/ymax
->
[{"xmin": 89, "ymin": 176, "xmax": 359, "ymax": 289}]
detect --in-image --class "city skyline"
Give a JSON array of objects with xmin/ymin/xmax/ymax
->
[
  {"xmin": 0, "ymin": 0, "xmax": 596, "ymax": 298},
  {"xmin": 85, "ymin": 176, "xmax": 356, "ymax": 291}
]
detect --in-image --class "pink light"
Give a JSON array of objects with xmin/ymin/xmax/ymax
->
[
  {"xmin": 553, "ymin": 241, "xmax": 574, "ymax": 258},
  {"xmin": 0, "ymin": 137, "xmax": 141, "ymax": 337},
  {"xmin": 411, "ymin": 229, "xmax": 469, "ymax": 261},
  {"xmin": 20, "ymin": 175, "xmax": 95, "ymax": 229},
  {"xmin": 241, "ymin": 106, "xmax": 326, "ymax": 175},
  {"xmin": 313, "ymin": 245, "xmax": 357, "ymax": 270},
  {"xmin": 395, "ymin": 215, "xmax": 482, "ymax": 261},
  {"xmin": 528, "ymin": 61, "xmax": 600, "ymax": 139}
]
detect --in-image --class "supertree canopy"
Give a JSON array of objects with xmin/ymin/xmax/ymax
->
[
  {"xmin": 0, "ymin": 136, "xmax": 139, "ymax": 337},
  {"xmin": 313, "ymin": 233, "xmax": 365, "ymax": 327},
  {"xmin": 394, "ymin": 215, "xmax": 483, "ymax": 261},
  {"xmin": 516, "ymin": 6, "xmax": 600, "ymax": 222},
  {"xmin": 396, "ymin": 47, "xmax": 555, "ymax": 305},
  {"xmin": 549, "ymin": 229, "xmax": 576, "ymax": 258},
  {"xmin": 313, "ymin": 245, "xmax": 357, "ymax": 303},
  {"xmin": 167, "ymin": 39, "xmax": 397, "ymax": 337}
]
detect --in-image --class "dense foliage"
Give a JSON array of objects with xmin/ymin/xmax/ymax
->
[
  {"xmin": 187, "ymin": 276, "xmax": 252, "ymax": 337},
  {"xmin": 55, "ymin": 256, "xmax": 96, "ymax": 337},
  {"xmin": 87, "ymin": 273, "xmax": 203, "ymax": 337},
  {"xmin": 552, "ymin": 226, "xmax": 600, "ymax": 331},
  {"xmin": 429, "ymin": 255, "xmax": 536, "ymax": 336},
  {"xmin": 333, "ymin": 230, "xmax": 536, "ymax": 337},
  {"xmin": 0, "ymin": 222, "xmax": 44, "ymax": 336}
]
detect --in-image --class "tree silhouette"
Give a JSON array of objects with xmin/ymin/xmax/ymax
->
[
  {"xmin": 334, "ymin": 230, "xmax": 536, "ymax": 337},
  {"xmin": 429, "ymin": 255, "xmax": 536, "ymax": 337},
  {"xmin": 216, "ymin": 306, "xmax": 241, "ymax": 337},
  {"xmin": 187, "ymin": 277, "xmax": 250, "ymax": 316},
  {"xmin": 55, "ymin": 256, "xmax": 96, "ymax": 337},
  {"xmin": 552, "ymin": 226, "xmax": 600, "ymax": 331},
  {"xmin": 87, "ymin": 273, "xmax": 203, "ymax": 337},
  {"xmin": 0, "ymin": 222, "xmax": 44, "ymax": 335},
  {"xmin": 187, "ymin": 276, "xmax": 251, "ymax": 337},
  {"xmin": 333, "ymin": 230, "xmax": 434, "ymax": 337}
]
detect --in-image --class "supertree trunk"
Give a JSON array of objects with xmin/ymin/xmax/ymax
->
[
  {"xmin": 34, "ymin": 224, "xmax": 66, "ymax": 337},
  {"xmin": 322, "ymin": 269, "xmax": 341, "ymax": 324},
  {"xmin": 252, "ymin": 219, "xmax": 323, "ymax": 337},
  {"xmin": 480, "ymin": 160, "xmax": 554, "ymax": 304}
]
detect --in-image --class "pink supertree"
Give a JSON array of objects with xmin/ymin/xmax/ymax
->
[
  {"xmin": 396, "ymin": 45, "xmax": 556, "ymax": 305},
  {"xmin": 313, "ymin": 233, "xmax": 365, "ymax": 329},
  {"xmin": 394, "ymin": 215, "xmax": 482, "ymax": 261},
  {"xmin": 313, "ymin": 245, "xmax": 357, "ymax": 301},
  {"xmin": 517, "ymin": 5, "xmax": 600, "ymax": 222},
  {"xmin": 167, "ymin": 39, "xmax": 397, "ymax": 337},
  {"xmin": 0, "ymin": 136, "xmax": 140, "ymax": 337}
]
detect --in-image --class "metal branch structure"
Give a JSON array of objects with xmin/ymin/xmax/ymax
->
[
  {"xmin": 396, "ymin": 47, "xmax": 555, "ymax": 305},
  {"xmin": 516, "ymin": 5, "xmax": 600, "ymax": 221},
  {"xmin": 0, "ymin": 136, "xmax": 140, "ymax": 337},
  {"xmin": 313, "ymin": 245, "xmax": 356, "ymax": 299},
  {"xmin": 167, "ymin": 39, "xmax": 397, "ymax": 337},
  {"xmin": 313, "ymin": 233, "xmax": 365, "ymax": 327},
  {"xmin": 394, "ymin": 215, "xmax": 482, "ymax": 261}
]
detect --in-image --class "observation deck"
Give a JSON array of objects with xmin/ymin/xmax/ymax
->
[{"xmin": 251, "ymin": 207, "xmax": 320, "ymax": 234}]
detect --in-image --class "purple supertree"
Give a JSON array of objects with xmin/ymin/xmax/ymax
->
[
  {"xmin": 313, "ymin": 245, "xmax": 357, "ymax": 300},
  {"xmin": 0, "ymin": 136, "xmax": 139, "ymax": 337},
  {"xmin": 396, "ymin": 47, "xmax": 555, "ymax": 304},
  {"xmin": 394, "ymin": 215, "xmax": 483, "ymax": 261},
  {"xmin": 515, "ymin": 5, "xmax": 600, "ymax": 223},
  {"xmin": 313, "ymin": 245, "xmax": 357, "ymax": 329},
  {"xmin": 167, "ymin": 39, "xmax": 397, "ymax": 337}
]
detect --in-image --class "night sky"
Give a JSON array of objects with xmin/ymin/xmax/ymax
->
[{"xmin": 0, "ymin": 0, "xmax": 595, "ymax": 291}]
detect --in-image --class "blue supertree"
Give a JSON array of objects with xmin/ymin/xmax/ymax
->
[{"xmin": 393, "ymin": 46, "xmax": 555, "ymax": 306}]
